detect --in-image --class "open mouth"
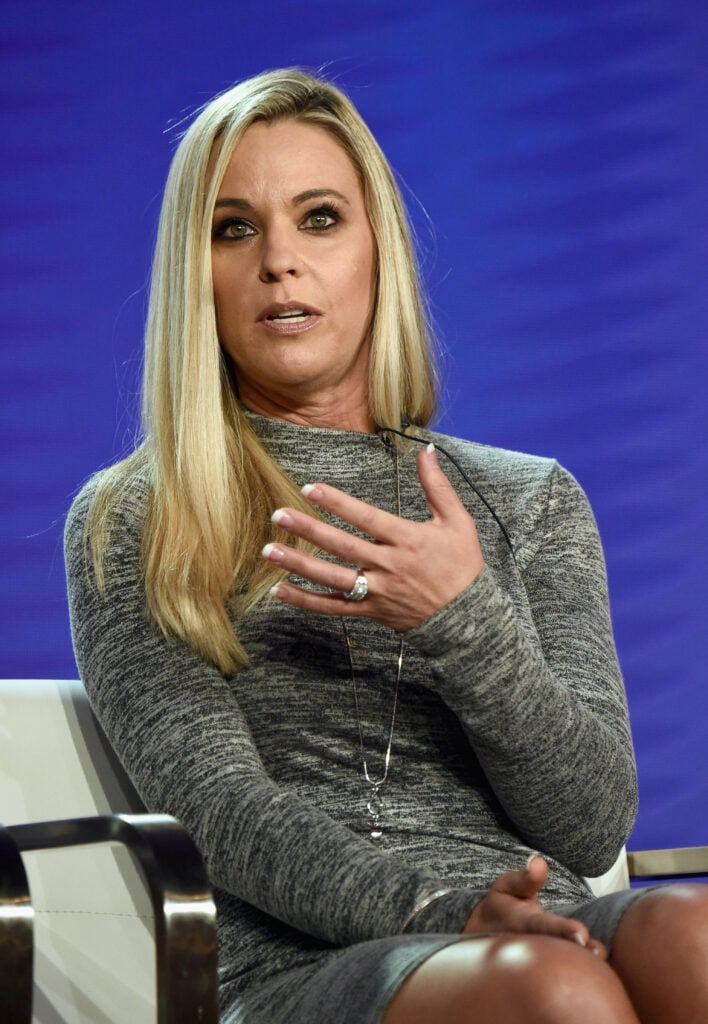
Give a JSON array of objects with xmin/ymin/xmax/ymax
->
[
  {"xmin": 267, "ymin": 310, "xmax": 311, "ymax": 323},
  {"xmin": 259, "ymin": 302, "xmax": 322, "ymax": 333}
]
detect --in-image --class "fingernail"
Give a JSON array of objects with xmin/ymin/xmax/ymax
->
[
  {"xmin": 526, "ymin": 854, "xmax": 538, "ymax": 869},
  {"xmin": 572, "ymin": 933, "xmax": 587, "ymax": 947},
  {"xmin": 591, "ymin": 946, "xmax": 601, "ymax": 956},
  {"xmin": 301, "ymin": 484, "xmax": 324, "ymax": 501},
  {"xmin": 269, "ymin": 583, "xmax": 282, "ymax": 598},
  {"xmin": 426, "ymin": 443, "xmax": 438, "ymax": 463},
  {"xmin": 261, "ymin": 543, "xmax": 284, "ymax": 561},
  {"xmin": 271, "ymin": 508, "xmax": 294, "ymax": 526}
]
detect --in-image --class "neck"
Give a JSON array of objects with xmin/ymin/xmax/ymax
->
[{"xmin": 237, "ymin": 383, "xmax": 377, "ymax": 434}]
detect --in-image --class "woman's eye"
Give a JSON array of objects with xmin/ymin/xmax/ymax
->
[
  {"xmin": 303, "ymin": 209, "xmax": 338, "ymax": 231},
  {"xmin": 214, "ymin": 219, "xmax": 255, "ymax": 240}
]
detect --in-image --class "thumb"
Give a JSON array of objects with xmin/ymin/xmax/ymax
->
[
  {"xmin": 525, "ymin": 855, "xmax": 549, "ymax": 892},
  {"xmin": 495, "ymin": 856, "xmax": 549, "ymax": 899}
]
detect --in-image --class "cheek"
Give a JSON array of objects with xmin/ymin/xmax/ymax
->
[
  {"xmin": 357, "ymin": 235, "xmax": 377, "ymax": 312},
  {"xmin": 341, "ymin": 244, "xmax": 376, "ymax": 314},
  {"xmin": 212, "ymin": 266, "xmax": 246, "ymax": 335}
]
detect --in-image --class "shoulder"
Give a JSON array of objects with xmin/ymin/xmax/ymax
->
[
  {"xmin": 418, "ymin": 426, "xmax": 582, "ymax": 509},
  {"xmin": 417, "ymin": 427, "xmax": 594, "ymax": 566},
  {"xmin": 64, "ymin": 461, "xmax": 152, "ymax": 569}
]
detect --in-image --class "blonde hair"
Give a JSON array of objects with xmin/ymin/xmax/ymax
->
[{"xmin": 89, "ymin": 68, "xmax": 438, "ymax": 673}]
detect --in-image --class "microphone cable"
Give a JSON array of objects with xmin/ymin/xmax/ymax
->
[{"xmin": 378, "ymin": 424, "xmax": 516, "ymax": 564}]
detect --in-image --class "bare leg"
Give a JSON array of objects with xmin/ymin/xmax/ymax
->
[
  {"xmin": 610, "ymin": 883, "xmax": 708, "ymax": 1024},
  {"xmin": 384, "ymin": 934, "xmax": 640, "ymax": 1024}
]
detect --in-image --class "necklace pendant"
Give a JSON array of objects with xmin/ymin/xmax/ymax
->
[
  {"xmin": 366, "ymin": 787, "xmax": 385, "ymax": 843},
  {"xmin": 343, "ymin": 449, "xmax": 402, "ymax": 847}
]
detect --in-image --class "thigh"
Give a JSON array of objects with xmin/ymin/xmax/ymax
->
[
  {"xmin": 548, "ymin": 885, "xmax": 665, "ymax": 951},
  {"xmin": 220, "ymin": 934, "xmax": 464, "ymax": 1024}
]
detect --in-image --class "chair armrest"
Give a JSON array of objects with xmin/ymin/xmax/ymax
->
[
  {"xmin": 7, "ymin": 814, "xmax": 218, "ymax": 1024},
  {"xmin": 627, "ymin": 845, "xmax": 708, "ymax": 880},
  {"xmin": 0, "ymin": 824, "xmax": 33, "ymax": 1023}
]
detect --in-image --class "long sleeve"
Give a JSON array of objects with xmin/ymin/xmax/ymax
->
[
  {"xmin": 64, "ymin": 478, "xmax": 484, "ymax": 946},
  {"xmin": 404, "ymin": 460, "xmax": 638, "ymax": 877}
]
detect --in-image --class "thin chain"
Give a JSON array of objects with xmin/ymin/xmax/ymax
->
[{"xmin": 341, "ymin": 445, "xmax": 402, "ymax": 844}]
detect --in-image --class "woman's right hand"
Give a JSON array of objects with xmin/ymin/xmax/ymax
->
[
  {"xmin": 265, "ymin": 444, "xmax": 485, "ymax": 632},
  {"xmin": 463, "ymin": 856, "xmax": 607, "ymax": 959}
]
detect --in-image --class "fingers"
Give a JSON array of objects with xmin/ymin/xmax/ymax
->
[
  {"xmin": 541, "ymin": 915, "xmax": 607, "ymax": 959},
  {"xmin": 415, "ymin": 444, "xmax": 467, "ymax": 520},
  {"xmin": 525, "ymin": 909, "xmax": 593, "ymax": 948},
  {"xmin": 587, "ymin": 937, "xmax": 609, "ymax": 960},
  {"xmin": 290, "ymin": 442, "xmax": 467, "ymax": 540},
  {"xmin": 269, "ymin": 506, "xmax": 380, "ymax": 567},
  {"xmin": 262, "ymin": 543, "xmax": 364, "ymax": 595},
  {"xmin": 268, "ymin": 579, "xmax": 368, "ymax": 618},
  {"xmin": 297, "ymin": 483, "xmax": 405, "ymax": 545}
]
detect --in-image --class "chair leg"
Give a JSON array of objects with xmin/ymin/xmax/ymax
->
[{"xmin": 0, "ymin": 824, "xmax": 33, "ymax": 1023}]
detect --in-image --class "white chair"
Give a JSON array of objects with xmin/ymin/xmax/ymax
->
[{"xmin": 0, "ymin": 679, "xmax": 218, "ymax": 1024}]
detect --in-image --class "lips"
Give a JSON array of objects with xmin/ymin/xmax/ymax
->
[{"xmin": 257, "ymin": 300, "xmax": 323, "ymax": 335}]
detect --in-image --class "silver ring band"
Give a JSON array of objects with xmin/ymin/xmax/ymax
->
[{"xmin": 343, "ymin": 572, "xmax": 368, "ymax": 601}]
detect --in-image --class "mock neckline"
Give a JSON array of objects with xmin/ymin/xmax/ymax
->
[{"xmin": 241, "ymin": 404, "xmax": 384, "ymax": 445}]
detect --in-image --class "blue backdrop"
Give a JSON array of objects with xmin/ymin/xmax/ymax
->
[{"xmin": 2, "ymin": 0, "xmax": 706, "ymax": 855}]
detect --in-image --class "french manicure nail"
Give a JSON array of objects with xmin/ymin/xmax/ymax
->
[
  {"xmin": 269, "ymin": 583, "xmax": 282, "ymax": 597},
  {"xmin": 572, "ymin": 933, "xmax": 587, "ymax": 947},
  {"xmin": 426, "ymin": 442, "xmax": 438, "ymax": 463},
  {"xmin": 271, "ymin": 508, "xmax": 293, "ymax": 526},
  {"xmin": 301, "ymin": 484, "xmax": 324, "ymax": 500},
  {"xmin": 261, "ymin": 543, "xmax": 284, "ymax": 560}
]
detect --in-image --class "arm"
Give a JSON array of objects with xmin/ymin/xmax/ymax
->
[
  {"xmin": 64, "ymin": 479, "xmax": 485, "ymax": 945},
  {"xmin": 405, "ymin": 460, "xmax": 637, "ymax": 876}
]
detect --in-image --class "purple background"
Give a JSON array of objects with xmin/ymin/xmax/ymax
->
[{"xmin": 2, "ymin": 1, "xmax": 706, "ymax": 855}]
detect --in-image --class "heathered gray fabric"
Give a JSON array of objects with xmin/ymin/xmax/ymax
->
[{"xmin": 65, "ymin": 414, "xmax": 639, "ymax": 1022}]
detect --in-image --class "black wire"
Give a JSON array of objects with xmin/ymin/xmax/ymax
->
[{"xmin": 378, "ymin": 424, "xmax": 517, "ymax": 563}]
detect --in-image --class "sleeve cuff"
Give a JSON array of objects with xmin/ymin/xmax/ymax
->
[
  {"xmin": 403, "ymin": 566, "xmax": 501, "ymax": 659},
  {"xmin": 402, "ymin": 887, "xmax": 486, "ymax": 935}
]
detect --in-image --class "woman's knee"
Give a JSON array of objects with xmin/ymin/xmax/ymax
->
[
  {"xmin": 611, "ymin": 882, "xmax": 708, "ymax": 1011},
  {"xmin": 613, "ymin": 883, "xmax": 708, "ymax": 963},
  {"xmin": 606, "ymin": 884, "xmax": 708, "ymax": 1023},
  {"xmin": 384, "ymin": 935, "xmax": 638, "ymax": 1024}
]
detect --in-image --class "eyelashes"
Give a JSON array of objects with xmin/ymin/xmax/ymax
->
[
  {"xmin": 300, "ymin": 202, "xmax": 341, "ymax": 231},
  {"xmin": 212, "ymin": 218, "xmax": 256, "ymax": 241},
  {"xmin": 212, "ymin": 202, "xmax": 342, "ymax": 241}
]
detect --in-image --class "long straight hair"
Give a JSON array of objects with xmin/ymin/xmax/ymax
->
[{"xmin": 88, "ymin": 68, "xmax": 438, "ymax": 673}]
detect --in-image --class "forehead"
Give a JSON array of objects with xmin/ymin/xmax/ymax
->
[{"xmin": 216, "ymin": 119, "xmax": 363, "ymax": 201}]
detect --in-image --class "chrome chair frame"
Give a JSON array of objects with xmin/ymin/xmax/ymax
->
[
  {"xmin": 0, "ymin": 824, "xmax": 33, "ymax": 1023},
  {"xmin": 1, "ymin": 814, "xmax": 218, "ymax": 1024}
]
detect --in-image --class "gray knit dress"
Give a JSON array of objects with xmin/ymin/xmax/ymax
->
[{"xmin": 65, "ymin": 413, "xmax": 643, "ymax": 1023}]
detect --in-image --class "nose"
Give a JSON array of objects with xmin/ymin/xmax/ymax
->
[{"xmin": 258, "ymin": 225, "xmax": 303, "ymax": 283}]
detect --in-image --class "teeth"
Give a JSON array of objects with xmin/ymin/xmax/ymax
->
[{"xmin": 268, "ymin": 309, "xmax": 309, "ymax": 321}]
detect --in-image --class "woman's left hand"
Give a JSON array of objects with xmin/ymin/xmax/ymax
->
[
  {"xmin": 263, "ymin": 444, "xmax": 485, "ymax": 632},
  {"xmin": 463, "ymin": 857, "xmax": 608, "ymax": 958}
]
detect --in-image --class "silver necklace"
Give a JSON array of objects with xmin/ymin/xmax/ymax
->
[{"xmin": 341, "ymin": 445, "xmax": 402, "ymax": 844}]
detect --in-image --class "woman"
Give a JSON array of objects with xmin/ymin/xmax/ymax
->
[{"xmin": 65, "ymin": 69, "xmax": 708, "ymax": 1023}]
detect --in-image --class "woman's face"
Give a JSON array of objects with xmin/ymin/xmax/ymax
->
[{"xmin": 211, "ymin": 119, "xmax": 377, "ymax": 425}]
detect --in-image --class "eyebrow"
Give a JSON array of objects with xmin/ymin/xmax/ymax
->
[{"xmin": 213, "ymin": 187, "xmax": 350, "ymax": 211}]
